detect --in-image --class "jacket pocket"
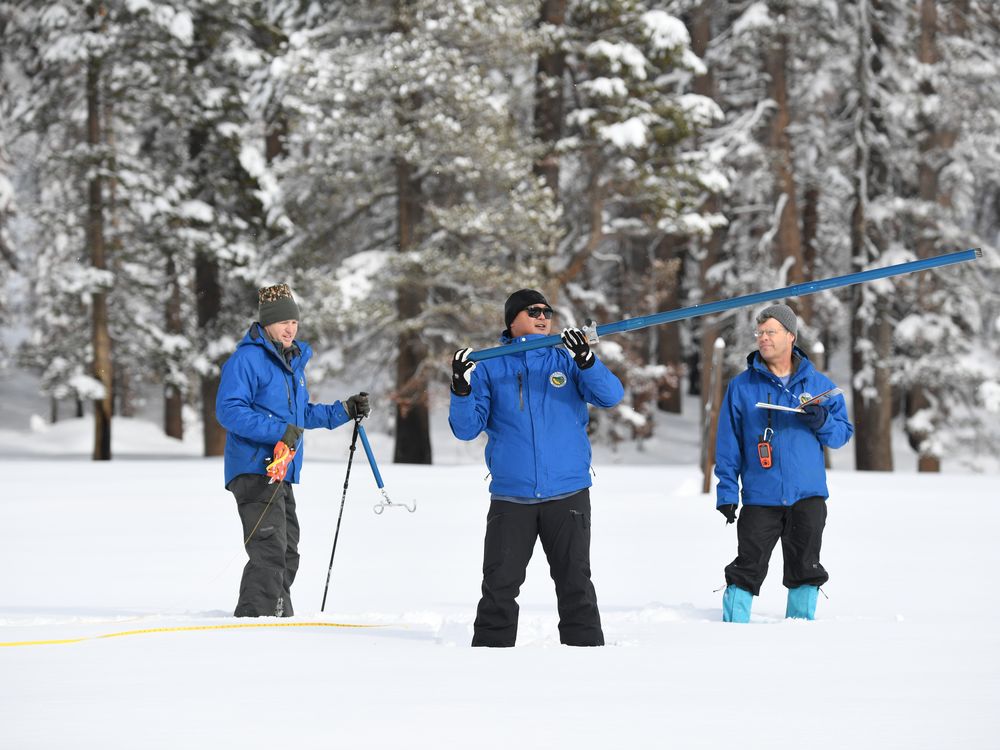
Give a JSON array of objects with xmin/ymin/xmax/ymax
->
[{"xmin": 568, "ymin": 508, "xmax": 592, "ymax": 563}]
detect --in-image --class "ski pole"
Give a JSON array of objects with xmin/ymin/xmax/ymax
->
[
  {"xmin": 468, "ymin": 247, "xmax": 983, "ymax": 362},
  {"xmin": 358, "ymin": 425, "xmax": 416, "ymax": 514},
  {"xmin": 320, "ymin": 418, "xmax": 362, "ymax": 612}
]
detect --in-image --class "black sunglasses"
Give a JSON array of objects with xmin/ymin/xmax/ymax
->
[{"xmin": 525, "ymin": 306, "xmax": 554, "ymax": 320}]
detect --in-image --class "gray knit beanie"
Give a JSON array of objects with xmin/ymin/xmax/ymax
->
[
  {"xmin": 258, "ymin": 283, "xmax": 300, "ymax": 326},
  {"xmin": 756, "ymin": 303, "xmax": 797, "ymax": 337}
]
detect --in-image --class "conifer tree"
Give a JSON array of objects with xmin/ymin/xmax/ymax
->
[{"xmin": 269, "ymin": 0, "xmax": 558, "ymax": 462}]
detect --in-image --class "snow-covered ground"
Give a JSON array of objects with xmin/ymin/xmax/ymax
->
[{"xmin": 2, "ymin": 414, "xmax": 998, "ymax": 749}]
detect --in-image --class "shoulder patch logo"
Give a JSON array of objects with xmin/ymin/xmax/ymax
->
[{"xmin": 550, "ymin": 371, "xmax": 567, "ymax": 388}]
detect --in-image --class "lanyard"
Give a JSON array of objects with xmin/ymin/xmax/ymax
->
[{"xmin": 758, "ymin": 395, "xmax": 774, "ymax": 469}]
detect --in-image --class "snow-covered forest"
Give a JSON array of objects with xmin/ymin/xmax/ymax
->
[{"xmin": 2, "ymin": 0, "xmax": 998, "ymax": 470}]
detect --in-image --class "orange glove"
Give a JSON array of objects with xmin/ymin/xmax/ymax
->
[{"xmin": 265, "ymin": 441, "xmax": 296, "ymax": 483}]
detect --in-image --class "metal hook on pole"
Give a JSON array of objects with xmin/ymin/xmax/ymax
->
[{"xmin": 358, "ymin": 425, "xmax": 417, "ymax": 515}]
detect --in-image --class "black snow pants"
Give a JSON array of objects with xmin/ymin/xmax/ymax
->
[
  {"xmin": 472, "ymin": 489, "xmax": 603, "ymax": 647},
  {"xmin": 724, "ymin": 495, "xmax": 829, "ymax": 596},
  {"xmin": 230, "ymin": 473, "xmax": 300, "ymax": 618}
]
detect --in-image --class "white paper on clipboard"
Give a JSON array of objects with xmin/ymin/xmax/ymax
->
[{"xmin": 755, "ymin": 387, "xmax": 843, "ymax": 413}]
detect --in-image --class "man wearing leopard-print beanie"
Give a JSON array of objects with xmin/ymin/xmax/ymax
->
[{"xmin": 216, "ymin": 283, "xmax": 371, "ymax": 618}]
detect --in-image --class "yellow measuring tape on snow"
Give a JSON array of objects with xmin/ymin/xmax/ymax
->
[{"xmin": 0, "ymin": 620, "xmax": 384, "ymax": 648}]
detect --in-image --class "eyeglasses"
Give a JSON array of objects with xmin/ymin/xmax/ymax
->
[
  {"xmin": 525, "ymin": 307, "xmax": 554, "ymax": 320},
  {"xmin": 753, "ymin": 328, "xmax": 785, "ymax": 339}
]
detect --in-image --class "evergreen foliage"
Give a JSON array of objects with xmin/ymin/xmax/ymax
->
[{"xmin": 0, "ymin": 0, "xmax": 997, "ymax": 467}]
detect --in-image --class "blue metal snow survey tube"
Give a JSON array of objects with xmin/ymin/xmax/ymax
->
[
  {"xmin": 357, "ymin": 425, "xmax": 384, "ymax": 490},
  {"xmin": 467, "ymin": 247, "xmax": 982, "ymax": 363}
]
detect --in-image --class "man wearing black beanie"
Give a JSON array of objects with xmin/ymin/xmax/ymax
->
[{"xmin": 449, "ymin": 288, "xmax": 625, "ymax": 647}]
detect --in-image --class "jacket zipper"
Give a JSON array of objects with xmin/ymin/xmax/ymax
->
[{"xmin": 517, "ymin": 371, "xmax": 524, "ymax": 411}]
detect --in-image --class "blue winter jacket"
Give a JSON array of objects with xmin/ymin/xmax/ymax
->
[
  {"xmin": 714, "ymin": 347, "xmax": 853, "ymax": 509},
  {"xmin": 449, "ymin": 333, "xmax": 625, "ymax": 499},
  {"xmin": 216, "ymin": 324, "xmax": 350, "ymax": 487}
]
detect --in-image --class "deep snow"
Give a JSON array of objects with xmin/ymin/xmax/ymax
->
[{"xmin": 2, "ymin": 414, "xmax": 998, "ymax": 749}]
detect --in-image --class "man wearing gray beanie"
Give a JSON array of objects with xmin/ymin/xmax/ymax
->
[
  {"xmin": 215, "ymin": 283, "xmax": 371, "ymax": 618},
  {"xmin": 713, "ymin": 302, "xmax": 854, "ymax": 624}
]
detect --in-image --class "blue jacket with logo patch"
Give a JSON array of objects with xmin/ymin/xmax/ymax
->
[
  {"xmin": 714, "ymin": 347, "xmax": 853, "ymax": 509},
  {"xmin": 216, "ymin": 323, "xmax": 351, "ymax": 487},
  {"xmin": 449, "ymin": 333, "xmax": 625, "ymax": 499}
]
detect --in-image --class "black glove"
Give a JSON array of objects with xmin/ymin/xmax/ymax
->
[
  {"xmin": 718, "ymin": 504, "xmax": 737, "ymax": 524},
  {"xmin": 561, "ymin": 328, "xmax": 595, "ymax": 370},
  {"xmin": 280, "ymin": 423, "xmax": 303, "ymax": 448},
  {"xmin": 451, "ymin": 348, "xmax": 476, "ymax": 396},
  {"xmin": 345, "ymin": 391, "xmax": 370, "ymax": 419},
  {"xmin": 798, "ymin": 403, "xmax": 827, "ymax": 431}
]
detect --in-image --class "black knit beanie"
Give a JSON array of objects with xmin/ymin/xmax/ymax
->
[
  {"xmin": 504, "ymin": 289, "xmax": 550, "ymax": 330},
  {"xmin": 258, "ymin": 283, "xmax": 300, "ymax": 326}
]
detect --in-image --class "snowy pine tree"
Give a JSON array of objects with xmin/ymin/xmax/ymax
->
[
  {"xmin": 267, "ymin": 0, "xmax": 559, "ymax": 462},
  {"xmin": 550, "ymin": 0, "xmax": 723, "ymax": 443}
]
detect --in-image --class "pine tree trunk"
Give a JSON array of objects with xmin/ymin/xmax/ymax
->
[
  {"xmin": 764, "ymin": 8, "xmax": 809, "ymax": 321},
  {"xmin": 393, "ymin": 157, "xmax": 432, "ymax": 464},
  {"xmin": 165, "ymin": 387, "xmax": 184, "ymax": 441},
  {"xmin": 186, "ymin": 14, "xmax": 227, "ymax": 458},
  {"xmin": 905, "ymin": 0, "xmax": 953, "ymax": 472},
  {"xmin": 851, "ymin": 298, "xmax": 894, "ymax": 471},
  {"xmin": 802, "ymin": 185, "xmax": 819, "ymax": 292},
  {"xmin": 533, "ymin": 0, "xmax": 566, "ymax": 196},
  {"xmin": 87, "ymin": 43, "xmax": 113, "ymax": 461},
  {"xmin": 196, "ymin": 251, "xmax": 226, "ymax": 456},
  {"xmin": 164, "ymin": 252, "xmax": 184, "ymax": 440},
  {"xmin": 906, "ymin": 386, "xmax": 940, "ymax": 472},
  {"xmin": 654, "ymin": 236, "xmax": 682, "ymax": 413},
  {"xmin": 689, "ymin": 1, "xmax": 728, "ymax": 412},
  {"xmin": 850, "ymin": 0, "xmax": 893, "ymax": 472},
  {"xmin": 118, "ymin": 371, "xmax": 134, "ymax": 417}
]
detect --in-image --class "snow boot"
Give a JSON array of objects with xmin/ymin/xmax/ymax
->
[
  {"xmin": 785, "ymin": 585, "xmax": 819, "ymax": 620},
  {"xmin": 722, "ymin": 585, "xmax": 752, "ymax": 623}
]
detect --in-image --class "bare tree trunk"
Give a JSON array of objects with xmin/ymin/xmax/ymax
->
[
  {"xmin": 905, "ymin": 0, "xmax": 954, "ymax": 472},
  {"xmin": 118, "ymin": 372, "xmax": 135, "ymax": 417},
  {"xmin": 87, "ymin": 37, "xmax": 113, "ymax": 461},
  {"xmin": 764, "ymin": 5, "xmax": 809, "ymax": 320},
  {"xmin": 388, "ymin": 1, "xmax": 432, "ymax": 465},
  {"xmin": 851, "ymin": 0, "xmax": 893, "ymax": 471},
  {"xmin": 533, "ymin": 0, "xmax": 566, "ymax": 197},
  {"xmin": 689, "ymin": 1, "xmax": 728, "ymax": 418},
  {"xmin": 196, "ymin": 251, "xmax": 226, "ymax": 456},
  {"xmin": 701, "ymin": 337, "xmax": 725, "ymax": 493},
  {"xmin": 802, "ymin": 185, "xmax": 819, "ymax": 288},
  {"xmin": 654, "ymin": 236, "xmax": 683, "ymax": 413},
  {"xmin": 164, "ymin": 251, "xmax": 184, "ymax": 440},
  {"xmin": 188, "ymin": 15, "xmax": 227, "ymax": 458},
  {"xmin": 851, "ymin": 298, "xmax": 894, "ymax": 471},
  {"xmin": 393, "ymin": 157, "xmax": 432, "ymax": 464}
]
